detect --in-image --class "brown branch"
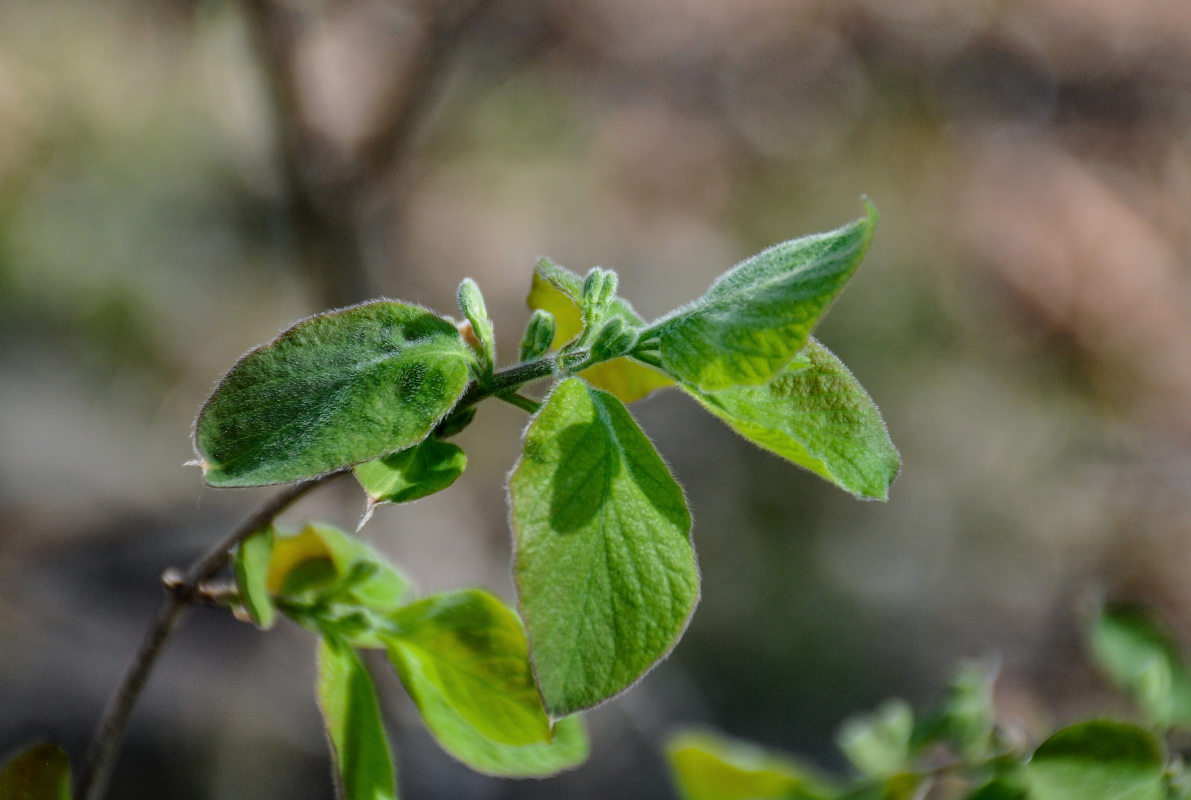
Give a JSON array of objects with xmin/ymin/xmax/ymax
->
[{"xmin": 75, "ymin": 471, "xmax": 345, "ymax": 800}]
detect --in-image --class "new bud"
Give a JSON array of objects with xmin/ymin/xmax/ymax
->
[
  {"xmin": 581, "ymin": 268, "xmax": 618, "ymax": 321},
  {"xmin": 590, "ymin": 317, "xmax": 638, "ymax": 362},
  {"xmin": 520, "ymin": 310, "xmax": 557, "ymax": 362}
]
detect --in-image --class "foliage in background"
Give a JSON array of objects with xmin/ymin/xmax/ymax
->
[{"xmin": 668, "ymin": 603, "xmax": 1191, "ymax": 800}]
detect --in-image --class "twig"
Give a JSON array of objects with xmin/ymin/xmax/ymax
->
[{"xmin": 75, "ymin": 471, "xmax": 344, "ymax": 800}]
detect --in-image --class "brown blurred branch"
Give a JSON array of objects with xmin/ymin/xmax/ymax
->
[
  {"xmin": 75, "ymin": 472, "xmax": 344, "ymax": 800},
  {"xmin": 240, "ymin": 0, "xmax": 492, "ymax": 309}
]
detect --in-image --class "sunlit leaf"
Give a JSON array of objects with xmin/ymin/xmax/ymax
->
[
  {"xmin": 383, "ymin": 590, "xmax": 587, "ymax": 776},
  {"xmin": 233, "ymin": 526, "xmax": 275, "ymax": 629},
  {"xmin": 645, "ymin": 202, "xmax": 877, "ymax": 391},
  {"xmin": 529, "ymin": 262, "xmax": 674, "ymax": 403},
  {"xmin": 509, "ymin": 377, "xmax": 698, "ymax": 715},
  {"xmin": 354, "ymin": 438, "xmax": 466, "ymax": 506},
  {"xmin": 1026, "ymin": 720, "xmax": 1165, "ymax": 800},
  {"xmin": 0, "ymin": 743, "xmax": 71, "ymax": 800},
  {"xmin": 316, "ymin": 637, "xmax": 397, "ymax": 800},
  {"xmin": 683, "ymin": 338, "xmax": 898, "ymax": 500},
  {"xmin": 666, "ymin": 730, "xmax": 838, "ymax": 800},
  {"xmin": 384, "ymin": 590, "xmax": 550, "ymax": 748},
  {"xmin": 195, "ymin": 301, "xmax": 473, "ymax": 486}
]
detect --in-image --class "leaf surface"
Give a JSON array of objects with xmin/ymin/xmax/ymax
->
[
  {"xmin": 645, "ymin": 203, "xmax": 877, "ymax": 391},
  {"xmin": 382, "ymin": 591, "xmax": 588, "ymax": 776},
  {"xmin": 316, "ymin": 637, "xmax": 398, "ymax": 800},
  {"xmin": 0, "ymin": 743, "xmax": 71, "ymax": 800},
  {"xmin": 354, "ymin": 438, "xmax": 466, "ymax": 506},
  {"xmin": 1026, "ymin": 720, "xmax": 1165, "ymax": 800},
  {"xmin": 1088, "ymin": 604, "xmax": 1191, "ymax": 727},
  {"xmin": 268, "ymin": 523, "xmax": 413, "ymax": 614},
  {"xmin": 384, "ymin": 590, "xmax": 551, "ymax": 747},
  {"xmin": 233, "ymin": 526, "xmax": 276, "ymax": 629},
  {"xmin": 684, "ymin": 338, "xmax": 898, "ymax": 500},
  {"xmin": 529, "ymin": 262, "xmax": 673, "ymax": 403},
  {"xmin": 195, "ymin": 301, "xmax": 473, "ymax": 486},
  {"xmin": 509, "ymin": 377, "xmax": 699, "ymax": 715},
  {"xmin": 666, "ymin": 730, "xmax": 837, "ymax": 800}
]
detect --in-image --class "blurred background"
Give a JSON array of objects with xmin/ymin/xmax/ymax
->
[{"xmin": 3, "ymin": 0, "xmax": 1191, "ymax": 797}]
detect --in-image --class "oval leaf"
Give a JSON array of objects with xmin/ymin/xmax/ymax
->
[
  {"xmin": 382, "ymin": 590, "xmax": 587, "ymax": 776},
  {"xmin": 529, "ymin": 261, "xmax": 674, "ymax": 403},
  {"xmin": 509, "ymin": 377, "xmax": 699, "ymax": 715},
  {"xmin": 354, "ymin": 438, "xmax": 466, "ymax": 506},
  {"xmin": 0, "ymin": 742, "xmax": 71, "ymax": 800},
  {"xmin": 195, "ymin": 301, "xmax": 473, "ymax": 486},
  {"xmin": 683, "ymin": 338, "xmax": 898, "ymax": 500},
  {"xmin": 666, "ymin": 730, "xmax": 837, "ymax": 800},
  {"xmin": 233, "ymin": 526, "xmax": 276, "ymax": 629},
  {"xmin": 1026, "ymin": 720, "xmax": 1165, "ymax": 800},
  {"xmin": 316, "ymin": 637, "xmax": 398, "ymax": 800},
  {"xmin": 645, "ymin": 202, "xmax": 878, "ymax": 391}
]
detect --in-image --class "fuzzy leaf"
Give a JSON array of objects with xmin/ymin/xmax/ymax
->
[
  {"xmin": 316, "ymin": 637, "xmax": 398, "ymax": 800},
  {"xmin": 383, "ymin": 591, "xmax": 587, "ymax": 776},
  {"xmin": 1026, "ymin": 720, "xmax": 1165, "ymax": 800},
  {"xmin": 509, "ymin": 377, "xmax": 699, "ymax": 715},
  {"xmin": 0, "ymin": 743, "xmax": 71, "ymax": 800},
  {"xmin": 195, "ymin": 301, "xmax": 473, "ymax": 486},
  {"xmin": 233, "ymin": 526, "xmax": 276, "ymax": 629},
  {"xmin": 645, "ymin": 202, "xmax": 877, "ymax": 391},
  {"xmin": 684, "ymin": 338, "xmax": 898, "ymax": 500},
  {"xmin": 354, "ymin": 438, "xmax": 466, "ymax": 506},
  {"xmin": 529, "ymin": 262, "xmax": 673, "ymax": 403},
  {"xmin": 666, "ymin": 731, "xmax": 837, "ymax": 800}
]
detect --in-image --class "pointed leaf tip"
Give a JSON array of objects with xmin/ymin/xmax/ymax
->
[{"xmin": 646, "ymin": 204, "xmax": 878, "ymax": 391}]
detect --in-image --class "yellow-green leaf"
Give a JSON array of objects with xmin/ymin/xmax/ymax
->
[
  {"xmin": 0, "ymin": 742, "xmax": 71, "ymax": 800},
  {"xmin": 528, "ymin": 263, "xmax": 673, "ymax": 403}
]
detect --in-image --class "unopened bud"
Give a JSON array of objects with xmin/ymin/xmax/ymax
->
[
  {"xmin": 520, "ymin": 310, "xmax": 557, "ymax": 361},
  {"xmin": 581, "ymin": 268, "xmax": 617, "ymax": 320}
]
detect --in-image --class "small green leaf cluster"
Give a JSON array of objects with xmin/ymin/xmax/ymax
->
[
  {"xmin": 231, "ymin": 521, "xmax": 588, "ymax": 797},
  {"xmin": 179, "ymin": 201, "xmax": 898, "ymax": 792},
  {"xmin": 667, "ymin": 603, "xmax": 1191, "ymax": 800}
]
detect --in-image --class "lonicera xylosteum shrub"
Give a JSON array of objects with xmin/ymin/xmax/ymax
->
[{"xmin": 3, "ymin": 200, "xmax": 899, "ymax": 800}]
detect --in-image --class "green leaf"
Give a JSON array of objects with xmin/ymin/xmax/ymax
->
[
  {"xmin": 354, "ymin": 438, "xmax": 467, "ymax": 506},
  {"xmin": 269, "ymin": 523, "xmax": 413, "ymax": 617},
  {"xmin": 509, "ymin": 377, "xmax": 699, "ymax": 715},
  {"xmin": 965, "ymin": 777, "xmax": 1029, "ymax": 800},
  {"xmin": 384, "ymin": 589, "xmax": 551, "ymax": 747},
  {"xmin": 233, "ymin": 526, "xmax": 276, "ymax": 629},
  {"xmin": 383, "ymin": 591, "xmax": 588, "ymax": 776},
  {"xmin": 683, "ymin": 338, "xmax": 898, "ymax": 500},
  {"xmin": 194, "ymin": 301, "xmax": 473, "ymax": 486},
  {"xmin": 837, "ymin": 700, "xmax": 914, "ymax": 780},
  {"xmin": 1088, "ymin": 604, "xmax": 1191, "ymax": 727},
  {"xmin": 1026, "ymin": 720, "xmax": 1165, "ymax": 800},
  {"xmin": 645, "ymin": 201, "xmax": 878, "ymax": 391},
  {"xmin": 666, "ymin": 730, "xmax": 838, "ymax": 800},
  {"xmin": 0, "ymin": 743, "xmax": 71, "ymax": 800},
  {"xmin": 316, "ymin": 637, "xmax": 398, "ymax": 800},
  {"xmin": 528, "ymin": 261, "xmax": 674, "ymax": 403}
]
